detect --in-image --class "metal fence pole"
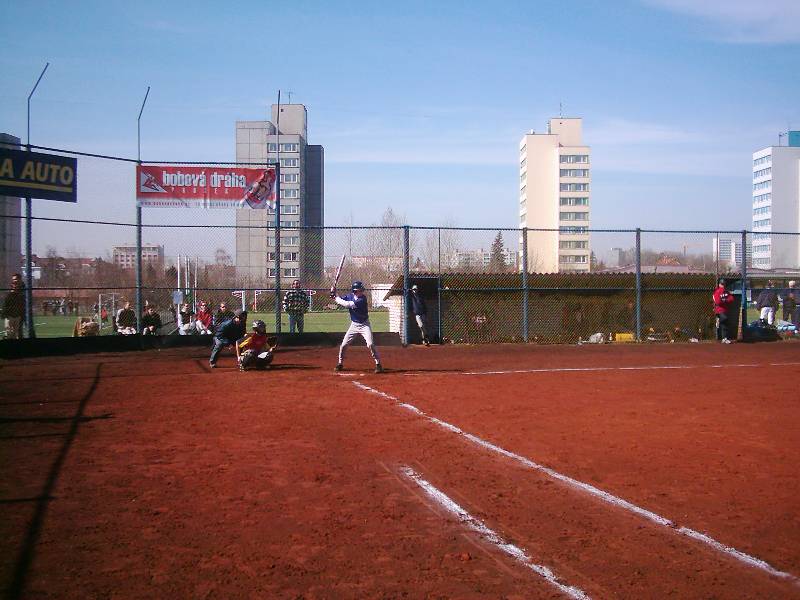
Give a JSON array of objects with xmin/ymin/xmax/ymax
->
[
  {"xmin": 522, "ymin": 227, "xmax": 528, "ymax": 342},
  {"xmin": 437, "ymin": 227, "xmax": 442, "ymax": 343},
  {"xmin": 741, "ymin": 229, "xmax": 748, "ymax": 340},
  {"xmin": 403, "ymin": 225, "xmax": 410, "ymax": 346},
  {"xmin": 24, "ymin": 198, "xmax": 34, "ymax": 338},
  {"xmin": 135, "ymin": 86, "xmax": 149, "ymax": 339},
  {"xmin": 635, "ymin": 227, "xmax": 642, "ymax": 342},
  {"xmin": 24, "ymin": 63, "xmax": 48, "ymax": 339},
  {"xmin": 274, "ymin": 163, "xmax": 281, "ymax": 334},
  {"xmin": 135, "ymin": 205, "xmax": 143, "ymax": 334}
]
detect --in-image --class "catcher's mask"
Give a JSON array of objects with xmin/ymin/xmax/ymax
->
[{"xmin": 252, "ymin": 319, "xmax": 266, "ymax": 334}]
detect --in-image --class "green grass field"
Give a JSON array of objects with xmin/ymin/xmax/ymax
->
[{"xmin": 25, "ymin": 310, "xmax": 391, "ymax": 338}]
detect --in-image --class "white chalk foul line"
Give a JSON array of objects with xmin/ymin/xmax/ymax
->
[
  {"xmin": 354, "ymin": 381, "xmax": 799, "ymax": 585},
  {"xmin": 461, "ymin": 362, "xmax": 800, "ymax": 376},
  {"xmin": 401, "ymin": 466, "xmax": 590, "ymax": 600}
]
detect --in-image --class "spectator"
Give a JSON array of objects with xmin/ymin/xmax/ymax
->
[
  {"xmin": 213, "ymin": 302, "xmax": 235, "ymax": 330},
  {"xmin": 141, "ymin": 305, "xmax": 162, "ymax": 335},
  {"xmin": 282, "ymin": 280, "xmax": 310, "ymax": 334},
  {"xmin": 616, "ymin": 299, "xmax": 652, "ymax": 334},
  {"xmin": 756, "ymin": 281, "xmax": 778, "ymax": 326},
  {"xmin": 713, "ymin": 279, "xmax": 735, "ymax": 343},
  {"xmin": 409, "ymin": 284, "xmax": 431, "ymax": 346},
  {"xmin": 67, "ymin": 300, "xmax": 74, "ymax": 314},
  {"xmin": 177, "ymin": 302, "xmax": 195, "ymax": 335},
  {"xmin": 2, "ymin": 273, "xmax": 26, "ymax": 340},
  {"xmin": 116, "ymin": 301, "xmax": 137, "ymax": 335},
  {"xmin": 780, "ymin": 281, "xmax": 797, "ymax": 324},
  {"xmin": 100, "ymin": 306, "xmax": 108, "ymax": 324},
  {"xmin": 195, "ymin": 301, "xmax": 213, "ymax": 335}
]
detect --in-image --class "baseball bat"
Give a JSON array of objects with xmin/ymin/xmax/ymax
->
[{"xmin": 331, "ymin": 254, "xmax": 346, "ymax": 292}]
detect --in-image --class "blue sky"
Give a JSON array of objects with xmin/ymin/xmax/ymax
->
[{"xmin": 0, "ymin": 0, "xmax": 798, "ymax": 257}]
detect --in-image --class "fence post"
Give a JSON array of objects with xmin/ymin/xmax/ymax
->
[
  {"xmin": 740, "ymin": 229, "xmax": 748, "ymax": 341},
  {"xmin": 135, "ymin": 204, "xmax": 143, "ymax": 337},
  {"xmin": 635, "ymin": 227, "xmax": 642, "ymax": 342},
  {"xmin": 24, "ymin": 197, "xmax": 35, "ymax": 338},
  {"xmin": 274, "ymin": 163, "xmax": 281, "ymax": 334},
  {"xmin": 522, "ymin": 227, "xmax": 528, "ymax": 342},
  {"xmin": 403, "ymin": 225, "xmax": 410, "ymax": 346},
  {"xmin": 437, "ymin": 227, "xmax": 442, "ymax": 343}
]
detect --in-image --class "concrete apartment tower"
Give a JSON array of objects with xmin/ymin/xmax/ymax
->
[
  {"xmin": 0, "ymin": 133, "xmax": 22, "ymax": 288},
  {"xmin": 519, "ymin": 118, "xmax": 590, "ymax": 273},
  {"xmin": 235, "ymin": 104, "xmax": 324, "ymax": 285},
  {"xmin": 751, "ymin": 132, "xmax": 800, "ymax": 269}
]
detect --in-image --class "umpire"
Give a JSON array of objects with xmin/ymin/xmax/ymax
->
[
  {"xmin": 409, "ymin": 285, "xmax": 431, "ymax": 346},
  {"xmin": 209, "ymin": 309, "xmax": 247, "ymax": 368}
]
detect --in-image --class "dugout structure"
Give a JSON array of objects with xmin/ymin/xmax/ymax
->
[{"xmin": 386, "ymin": 272, "xmax": 739, "ymax": 345}]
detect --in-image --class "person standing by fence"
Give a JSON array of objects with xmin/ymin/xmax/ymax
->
[
  {"xmin": 409, "ymin": 285, "xmax": 431, "ymax": 346},
  {"xmin": 756, "ymin": 281, "xmax": 778, "ymax": 326},
  {"xmin": 713, "ymin": 279, "xmax": 735, "ymax": 343},
  {"xmin": 283, "ymin": 280, "xmax": 310, "ymax": 334},
  {"xmin": 780, "ymin": 281, "xmax": 797, "ymax": 324},
  {"xmin": 2, "ymin": 273, "xmax": 25, "ymax": 340}
]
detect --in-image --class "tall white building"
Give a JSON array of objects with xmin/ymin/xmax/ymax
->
[
  {"xmin": 519, "ymin": 118, "xmax": 590, "ymax": 273},
  {"xmin": 751, "ymin": 132, "xmax": 800, "ymax": 269},
  {"xmin": 235, "ymin": 104, "xmax": 324, "ymax": 284}
]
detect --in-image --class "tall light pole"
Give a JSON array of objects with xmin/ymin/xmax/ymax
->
[
  {"xmin": 24, "ymin": 62, "xmax": 50, "ymax": 339},
  {"xmin": 136, "ymin": 87, "xmax": 150, "ymax": 332}
]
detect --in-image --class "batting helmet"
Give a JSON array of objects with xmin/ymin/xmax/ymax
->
[
  {"xmin": 351, "ymin": 281, "xmax": 365, "ymax": 291},
  {"xmin": 252, "ymin": 319, "xmax": 266, "ymax": 334}
]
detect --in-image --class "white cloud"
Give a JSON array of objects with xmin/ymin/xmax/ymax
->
[{"xmin": 643, "ymin": 0, "xmax": 800, "ymax": 43}]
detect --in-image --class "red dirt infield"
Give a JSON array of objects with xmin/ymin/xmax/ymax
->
[{"xmin": 1, "ymin": 342, "xmax": 799, "ymax": 599}]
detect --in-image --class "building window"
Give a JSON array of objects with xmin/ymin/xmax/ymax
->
[
  {"xmin": 752, "ymin": 233, "xmax": 769, "ymax": 241},
  {"xmin": 560, "ymin": 169, "xmax": 589, "ymax": 177},
  {"xmin": 753, "ymin": 155, "xmax": 771, "ymax": 167},
  {"xmin": 281, "ymin": 174, "xmax": 298, "ymax": 183},
  {"xmin": 559, "ymin": 226, "xmax": 588, "ymax": 234},
  {"xmin": 520, "ymin": 144, "xmax": 526, "ymax": 155},
  {"xmin": 268, "ymin": 268, "xmax": 277, "ymax": 277},
  {"xmin": 560, "ymin": 183, "xmax": 589, "ymax": 191},
  {"xmin": 753, "ymin": 181, "xmax": 771, "ymax": 191},
  {"xmin": 280, "ymin": 158, "xmax": 298, "ymax": 168},
  {"xmin": 519, "ymin": 213, "xmax": 526, "ymax": 224},
  {"xmin": 753, "ymin": 167, "xmax": 771, "ymax": 179},
  {"xmin": 560, "ymin": 211, "xmax": 589, "ymax": 221},
  {"xmin": 560, "ymin": 197, "xmax": 589, "ymax": 206},
  {"xmin": 282, "ymin": 189, "xmax": 299, "ymax": 199},
  {"xmin": 267, "ymin": 143, "xmax": 278, "ymax": 152},
  {"xmin": 560, "ymin": 240, "xmax": 588, "ymax": 249},
  {"xmin": 520, "ymin": 158, "xmax": 526, "ymax": 168},
  {"xmin": 283, "ymin": 236, "xmax": 299, "ymax": 246},
  {"xmin": 282, "ymin": 204, "xmax": 299, "ymax": 214},
  {"xmin": 753, "ymin": 206, "xmax": 771, "ymax": 217},
  {"xmin": 280, "ymin": 143, "xmax": 298, "ymax": 152},
  {"xmin": 520, "ymin": 173, "xmax": 527, "ymax": 184},
  {"xmin": 753, "ymin": 218, "xmax": 771, "ymax": 228},
  {"xmin": 753, "ymin": 193, "xmax": 771, "ymax": 204},
  {"xmin": 519, "ymin": 185, "xmax": 526, "ymax": 197},
  {"xmin": 559, "ymin": 254, "xmax": 588, "ymax": 263},
  {"xmin": 560, "ymin": 154, "xmax": 589, "ymax": 163}
]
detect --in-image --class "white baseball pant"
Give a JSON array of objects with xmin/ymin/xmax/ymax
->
[{"xmin": 338, "ymin": 320, "xmax": 380, "ymax": 364}]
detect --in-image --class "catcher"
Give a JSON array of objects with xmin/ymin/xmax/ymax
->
[{"xmin": 236, "ymin": 319, "xmax": 277, "ymax": 371}]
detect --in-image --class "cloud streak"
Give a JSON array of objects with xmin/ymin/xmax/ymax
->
[{"xmin": 643, "ymin": 0, "xmax": 800, "ymax": 43}]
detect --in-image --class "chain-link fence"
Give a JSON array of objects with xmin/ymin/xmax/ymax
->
[{"xmin": 2, "ymin": 146, "xmax": 800, "ymax": 343}]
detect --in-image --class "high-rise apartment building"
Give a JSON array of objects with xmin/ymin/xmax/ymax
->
[
  {"xmin": 751, "ymin": 132, "xmax": 800, "ymax": 269},
  {"xmin": 519, "ymin": 118, "xmax": 590, "ymax": 273},
  {"xmin": 0, "ymin": 133, "xmax": 22, "ymax": 288},
  {"xmin": 235, "ymin": 104, "xmax": 324, "ymax": 284}
]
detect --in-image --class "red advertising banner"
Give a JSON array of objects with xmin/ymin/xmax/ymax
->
[{"xmin": 136, "ymin": 165, "xmax": 276, "ymax": 209}]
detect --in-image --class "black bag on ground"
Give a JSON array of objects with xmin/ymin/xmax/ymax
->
[{"xmin": 743, "ymin": 320, "xmax": 781, "ymax": 343}]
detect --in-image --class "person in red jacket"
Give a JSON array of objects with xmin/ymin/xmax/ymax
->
[
  {"xmin": 713, "ymin": 279, "xmax": 736, "ymax": 343},
  {"xmin": 195, "ymin": 301, "xmax": 213, "ymax": 335}
]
